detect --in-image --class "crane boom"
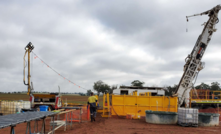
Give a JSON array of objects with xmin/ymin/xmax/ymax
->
[
  {"xmin": 24, "ymin": 42, "xmax": 34, "ymax": 95},
  {"xmin": 174, "ymin": 5, "xmax": 221, "ymax": 107}
]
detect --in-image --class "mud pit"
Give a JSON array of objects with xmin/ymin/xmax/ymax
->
[{"xmin": 0, "ymin": 114, "xmax": 221, "ymax": 134}]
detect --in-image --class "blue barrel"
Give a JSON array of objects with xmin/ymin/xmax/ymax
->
[{"xmin": 39, "ymin": 105, "xmax": 48, "ymax": 111}]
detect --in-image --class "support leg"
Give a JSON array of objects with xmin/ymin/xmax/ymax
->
[
  {"xmin": 49, "ymin": 117, "xmax": 51, "ymax": 131},
  {"xmin": 41, "ymin": 118, "xmax": 46, "ymax": 134},
  {"xmin": 37, "ymin": 120, "xmax": 38, "ymax": 133},
  {"xmin": 25, "ymin": 122, "xmax": 29, "ymax": 134},
  {"xmin": 34, "ymin": 120, "xmax": 36, "ymax": 133},
  {"xmin": 52, "ymin": 116, "xmax": 55, "ymax": 134},
  {"xmin": 64, "ymin": 113, "xmax": 67, "ymax": 131},
  {"xmin": 10, "ymin": 125, "xmax": 15, "ymax": 134},
  {"xmin": 70, "ymin": 111, "xmax": 73, "ymax": 129},
  {"xmin": 29, "ymin": 122, "xmax": 31, "ymax": 134}
]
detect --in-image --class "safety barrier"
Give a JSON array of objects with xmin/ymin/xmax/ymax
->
[
  {"xmin": 0, "ymin": 107, "xmax": 89, "ymax": 134},
  {"xmin": 190, "ymin": 90, "xmax": 221, "ymax": 120},
  {"xmin": 190, "ymin": 90, "xmax": 221, "ymax": 102},
  {"xmin": 110, "ymin": 94, "xmax": 178, "ymax": 117},
  {"xmin": 63, "ymin": 105, "xmax": 90, "ymax": 122}
]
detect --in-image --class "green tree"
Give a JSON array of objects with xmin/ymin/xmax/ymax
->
[
  {"xmin": 101, "ymin": 84, "xmax": 111, "ymax": 94},
  {"xmin": 93, "ymin": 80, "xmax": 111, "ymax": 95},
  {"xmin": 93, "ymin": 80, "xmax": 103, "ymax": 96},
  {"xmin": 131, "ymin": 80, "xmax": 145, "ymax": 87},
  {"xmin": 211, "ymin": 82, "xmax": 220, "ymax": 90},
  {"xmin": 195, "ymin": 82, "xmax": 210, "ymax": 89},
  {"xmin": 108, "ymin": 85, "xmax": 118, "ymax": 94},
  {"xmin": 87, "ymin": 90, "xmax": 92, "ymax": 96},
  {"xmin": 165, "ymin": 85, "xmax": 177, "ymax": 96}
]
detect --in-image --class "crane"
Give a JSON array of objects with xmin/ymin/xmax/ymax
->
[{"xmin": 173, "ymin": 5, "xmax": 221, "ymax": 107}]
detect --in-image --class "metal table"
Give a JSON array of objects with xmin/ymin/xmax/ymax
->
[{"xmin": 0, "ymin": 111, "xmax": 57, "ymax": 134}]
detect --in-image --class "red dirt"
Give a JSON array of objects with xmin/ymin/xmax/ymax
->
[{"xmin": 1, "ymin": 113, "xmax": 221, "ymax": 134}]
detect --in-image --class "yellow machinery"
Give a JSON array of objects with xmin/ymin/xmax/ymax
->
[
  {"xmin": 101, "ymin": 90, "xmax": 221, "ymax": 118},
  {"xmin": 190, "ymin": 90, "xmax": 221, "ymax": 109},
  {"xmin": 23, "ymin": 42, "xmax": 34, "ymax": 96},
  {"xmin": 101, "ymin": 93, "xmax": 111, "ymax": 117},
  {"xmin": 102, "ymin": 93, "xmax": 178, "ymax": 118}
]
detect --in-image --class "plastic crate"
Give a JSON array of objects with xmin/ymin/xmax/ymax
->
[{"xmin": 178, "ymin": 108, "xmax": 198, "ymax": 127}]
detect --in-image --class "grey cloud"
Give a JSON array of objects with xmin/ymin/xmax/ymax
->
[{"xmin": 1, "ymin": 0, "xmax": 221, "ymax": 93}]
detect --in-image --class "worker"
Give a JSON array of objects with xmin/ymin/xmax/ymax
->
[{"xmin": 88, "ymin": 92, "xmax": 97, "ymax": 122}]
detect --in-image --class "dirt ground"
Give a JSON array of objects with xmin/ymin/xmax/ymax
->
[{"xmin": 1, "ymin": 113, "xmax": 221, "ymax": 134}]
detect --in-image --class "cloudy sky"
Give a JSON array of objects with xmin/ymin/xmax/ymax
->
[{"xmin": 0, "ymin": 0, "xmax": 221, "ymax": 93}]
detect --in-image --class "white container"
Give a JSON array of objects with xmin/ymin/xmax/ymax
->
[
  {"xmin": 15, "ymin": 102, "xmax": 23, "ymax": 113},
  {"xmin": 22, "ymin": 101, "xmax": 31, "ymax": 109},
  {"xmin": 0, "ymin": 101, "xmax": 14, "ymax": 115},
  {"xmin": 0, "ymin": 101, "xmax": 31, "ymax": 115},
  {"xmin": 178, "ymin": 108, "xmax": 198, "ymax": 126}
]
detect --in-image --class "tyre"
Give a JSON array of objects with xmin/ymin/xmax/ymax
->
[{"xmin": 35, "ymin": 105, "xmax": 40, "ymax": 111}]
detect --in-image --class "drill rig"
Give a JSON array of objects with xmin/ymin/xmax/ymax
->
[
  {"xmin": 173, "ymin": 5, "xmax": 221, "ymax": 107},
  {"xmin": 23, "ymin": 42, "xmax": 62, "ymax": 111}
]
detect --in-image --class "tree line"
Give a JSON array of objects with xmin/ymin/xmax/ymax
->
[
  {"xmin": 90, "ymin": 80, "xmax": 221, "ymax": 96},
  {"xmin": 2, "ymin": 80, "xmax": 220, "ymax": 97},
  {"xmin": 87, "ymin": 80, "xmax": 118, "ymax": 96}
]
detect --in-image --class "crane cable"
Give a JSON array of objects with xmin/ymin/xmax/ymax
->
[{"xmin": 31, "ymin": 51, "xmax": 88, "ymax": 91}]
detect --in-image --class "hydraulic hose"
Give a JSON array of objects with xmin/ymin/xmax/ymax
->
[{"xmin": 23, "ymin": 50, "xmax": 28, "ymax": 85}]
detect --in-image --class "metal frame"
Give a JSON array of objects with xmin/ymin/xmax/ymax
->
[
  {"xmin": 175, "ymin": 5, "xmax": 221, "ymax": 107},
  {"xmin": 0, "ymin": 112, "xmax": 56, "ymax": 134}
]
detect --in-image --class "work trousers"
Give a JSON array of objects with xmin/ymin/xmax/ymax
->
[{"xmin": 89, "ymin": 103, "xmax": 97, "ymax": 118}]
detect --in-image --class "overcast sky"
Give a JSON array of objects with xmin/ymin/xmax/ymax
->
[{"xmin": 0, "ymin": 0, "xmax": 221, "ymax": 93}]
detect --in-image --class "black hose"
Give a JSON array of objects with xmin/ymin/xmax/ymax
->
[
  {"xmin": 23, "ymin": 51, "xmax": 28, "ymax": 85},
  {"xmin": 216, "ymin": 18, "xmax": 219, "ymax": 24}
]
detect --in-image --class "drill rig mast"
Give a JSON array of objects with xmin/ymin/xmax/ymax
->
[
  {"xmin": 174, "ymin": 5, "xmax": 221, "ymax": 107},
  {"xmin": 23, "ymin": 42, "xmax": 34, "ymax": 96},
  {"xmin": 23, "ymin": 43, "xmax": 62, "ymax": 110}
]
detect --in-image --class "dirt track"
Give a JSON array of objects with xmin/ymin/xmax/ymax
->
[
  {"xmin": 1, "ymin": 113, "xmax": 221, "ymax": 134},
  {"xmin": 61, "ymin": 115, "xmax": 221, "ymax": 134}
]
